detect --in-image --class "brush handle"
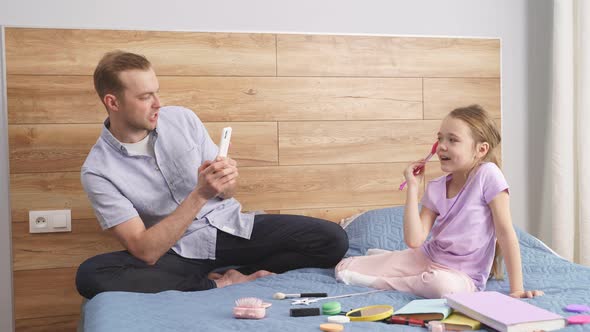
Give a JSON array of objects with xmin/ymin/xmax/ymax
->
[
  {"xmin": 300, "ymin": 293, "xmax": 327, "ymax": 298},
  {"xmin": 398, "ymin": 153, "xmax": 435, "ymax": 191},
  {"xmin": 399, "ymin": 180, "xmax": 409, "ymax": 191}
]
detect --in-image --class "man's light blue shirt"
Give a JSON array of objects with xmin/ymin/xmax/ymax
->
[{"xmin": 81, "ymin": 106, "xmax": 254, "ymax": 260}]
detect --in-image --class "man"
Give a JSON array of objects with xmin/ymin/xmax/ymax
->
[{"xmin": 76, "ymin": 51, "xmax": 349, "ymax": 299}]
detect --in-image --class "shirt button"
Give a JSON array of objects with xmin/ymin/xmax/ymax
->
[{"xmin": 155, "ymin": 166, "xmax": 160, "ymax": 171}]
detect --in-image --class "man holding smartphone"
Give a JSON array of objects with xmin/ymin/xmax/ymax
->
[{"xmin": 76, "ymin": 51, "xmax": 349, "ymax": 299}]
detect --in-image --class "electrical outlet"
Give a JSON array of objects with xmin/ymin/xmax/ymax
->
[
  {"xmin": 34, "ymin": 216, "xmax": 48, "ymax": 228},
  {"xmin": 29, "ymin": 209, "xmax": 71, "ymax": 233}
]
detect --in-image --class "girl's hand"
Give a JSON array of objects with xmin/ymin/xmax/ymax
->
[
  {"xmin": 509, "ymin": 290, "xmax": 544, "ymax": 298},
  {"xmin": 403, "ymin": 160, "xmax": 426, "ymax": 189}
]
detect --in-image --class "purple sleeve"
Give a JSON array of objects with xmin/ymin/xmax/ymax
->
[
  {"xmin": 421, "ymin": 181, "xmax": 440, "ymax": 214},
  {"xmin": 481, "ymin": 163, "xmax": 510, "ymax": 204}
]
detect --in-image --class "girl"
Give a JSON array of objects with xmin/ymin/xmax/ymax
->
[{"xmin": 335, "ymin": 105, "xmax": 543, "ymax": 299}]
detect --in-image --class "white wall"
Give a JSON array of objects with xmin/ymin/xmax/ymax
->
[
  {"xmin": 0, "ymin": 0, "xmax": 553, "ymax": 327},
  {"xmin": 0, "ymin": 26, "xmax": 15, "ymax": 332}
]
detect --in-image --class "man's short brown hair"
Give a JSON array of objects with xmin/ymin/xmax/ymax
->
[{"xmin": 93, "ymin": 51, "xmax": 152, "ymax": 102}]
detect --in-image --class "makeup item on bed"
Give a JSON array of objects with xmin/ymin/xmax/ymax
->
[
  {"xmin": 345, "ymin": 304, "xmax": 394, "ymax": 322},
  {"xmin": 290, "ymin": 307, "xmax": 321, "ymax": 317},
  {"xmin": 291, "ymin": 289, "xmax": 385, "ymax": 305},
  {"xmin": 327, "ymin": 315, "xmax": 350, "ymax": 324},
  {"xmin": 565, "ymin": 304, "xmax": 590, "ymax": 313},
  {"xmin": 567, "ymin": 315, "xmax": 590, "ymax": 325},
  {"xmin": 322, "ymin": 301, "xmax": 343, "ymax": 315},
  {"xmin": 233, "ymin": 297, "xmax": 271, "ymax": 319},
  {"xmin": 386, "ymin": 315, "xmax": 427, "ymax": 327},
  {"xmin": 399, "ymin": 141, "xmax": 439, "ymax": 191},
  {"xmin": 393, "ymin": 298, "xmax": 451, "ymax": 321},
  {"xmin": 319, "ymin": 323, "xmax": 344, "ymax": 332},
  {"xmin": 428, "ymin": 321, "xmax": 447, "ymax": 332},
  {"xmin": 273, "ymin": 292, "xmax": 328, "ymax": 300}
]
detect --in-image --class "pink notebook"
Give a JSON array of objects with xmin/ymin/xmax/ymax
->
[{"xmin": 444, "ymin": 291, "xmax": 566, "ymax": 332}]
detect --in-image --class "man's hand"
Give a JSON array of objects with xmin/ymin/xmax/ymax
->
[
  {"xmin": 217, "ymin": 157, "xmax": 238, "ymax": 199},
  {"xmin": 196, "ymin": 157, "xmax": 238, "ymax": 200}
]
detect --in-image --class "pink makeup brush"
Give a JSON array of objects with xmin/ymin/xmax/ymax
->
[{"xmin": 399, "ymin": 141, "xmax": 439, "ymax": 191}]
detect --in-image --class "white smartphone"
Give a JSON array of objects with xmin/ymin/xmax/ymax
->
[{"xmin": 217, "ymin": 127, "xmax": 232, "ymax": 158}]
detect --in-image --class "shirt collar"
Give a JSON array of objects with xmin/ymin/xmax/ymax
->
[{"xmin": 100, "ymin": 118, "xmax": 158, "ymax": 156}]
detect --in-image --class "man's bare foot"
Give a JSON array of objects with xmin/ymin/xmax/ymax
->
[
  {"xmin": 249, "ymin": 270, "xmax": 275, "ymax": 279},
  {"xmin": 207, "ymin": 271, "xmax": 224, "ymax": 280},
  {"xmin": 213, "ymin": 269, "xmax": 249, "ymax": 288},
  {"xmin": 214, "ymin": 269, "xmax": 275, "ymax": 288}
]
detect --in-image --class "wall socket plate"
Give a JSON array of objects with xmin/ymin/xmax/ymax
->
[{"xmin": 29, "ymin": 209, "xmax": 72, "ymax": 233}]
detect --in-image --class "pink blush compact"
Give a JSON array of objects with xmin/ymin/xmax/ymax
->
[{"xmin": 567, "ymin": 315, "xmax": 590, "ymax": 325}]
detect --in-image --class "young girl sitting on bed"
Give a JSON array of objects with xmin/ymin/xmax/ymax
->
[{"xmin": 335, "ymin": 105, "xmax": 544, "ymax": 299}]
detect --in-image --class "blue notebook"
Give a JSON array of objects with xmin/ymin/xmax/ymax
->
[{"xmin": 393, "ymin": 299, "xmax": 452, "ymax": 321}]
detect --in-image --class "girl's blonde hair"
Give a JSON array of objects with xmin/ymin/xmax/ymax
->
[{"xmin": 448, "ymin": 104, "xmax": 504, "ymax": 280}]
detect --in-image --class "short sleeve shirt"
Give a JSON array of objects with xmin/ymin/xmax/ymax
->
[
  {"xmin": 81, "ymin": 106, "xmax": 254, "ymax": 260},
  {"xmin": 420, "ymin": 162, "xmax": 509, "ymax": 290}
]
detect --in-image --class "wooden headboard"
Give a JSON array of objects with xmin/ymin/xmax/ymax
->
[{"xmin": 6, "ymin": 28, "xmax": 500, "ymax": 330}]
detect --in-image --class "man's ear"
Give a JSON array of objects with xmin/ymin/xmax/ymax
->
[{"xmin": 103, "ymin": 94, "xmax": 120, "ymax": 113}]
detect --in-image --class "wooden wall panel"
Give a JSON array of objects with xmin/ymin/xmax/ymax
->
[
  {"xmin": 15, "ymin": 315, "xmax": 78, "ymax": 332},
  {"xmin": 8, "ymin": 75, "xmax": 423, "ymax": 124},
  {"xmin": 235, "ymin": 163, "xmax": 415, "ymax": 210},
  {"xmin": 9, "ymin": 122, "xmax": 276, "ymax": 174},
  {"xmin": 9, "ymin": 124, "xmax": 101, "ymax": 173},
  {"xmin": 9, "ymin": 157, "xmax": 497, "ymax": 224},
  {"xmin": 5, "ymin": 29, "xmax": 276, "ymax": 76},
  {"xmin": 280, "ymin": 205, "xmax": 392, "ymax": 223},
  {"xmin": 204, "ymin": 122, "xmax": 278, "ymax": 166},
  {"xmin": 424, "ymin": 78, "xmax": 501, "ymax": 119},
  {"xmin": 14, "ymin": 268, "xmax": 81, "ymax": 320},
  {"xmin": 279, "ymin": 120, "xmax": 440, "ymax": 165},
  {"xmin": 277, "ymin": 35, "xmax": 500, "ymax": 77},
  {"xmin": 11, "ymin": 165, "xmax": 414, "ymax": 222},
  {"xmin": 160, "ymin": 77, "xmax": 423, "ymax": 121},
  {"xmin": 12, "ymin": 219, "xmax": 122, "ymax": 271},
  {"xmin": 10, "ymin": 172, "xmax": 93, "ymax": 222},
  {"xmin": 7, "ymin": 75, "xmax": 102, "ymax": 124},
  {"xmin": 6, "ymin": 27, "xmax": 500, "ymax": 329}
]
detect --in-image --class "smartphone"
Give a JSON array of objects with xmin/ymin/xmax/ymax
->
[{"xmin": 217, "ymin": 127, "xmax": 232, "ymax": 158}]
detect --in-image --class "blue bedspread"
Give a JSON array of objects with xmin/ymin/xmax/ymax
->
[{"xmin": 83, "ymin": 207, "xmax": 590, "ymax": 331}]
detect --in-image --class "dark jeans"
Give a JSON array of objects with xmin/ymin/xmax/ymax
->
[{"xmin": 76, "ymin": 214, "xmax": 349, "ymax": 299}]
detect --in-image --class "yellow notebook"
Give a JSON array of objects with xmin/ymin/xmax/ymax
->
[{"xmin": 441, "ymin": 313, "xmax": 482, "ymax": 331}]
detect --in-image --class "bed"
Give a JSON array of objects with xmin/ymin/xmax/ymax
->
[
  {"xmin": 80, "ymin": 206, "xmax": 590, "ymax": 331},
  {"xmin": 7, "ymin": 28, "xmax": 504, "ymax": 327}
]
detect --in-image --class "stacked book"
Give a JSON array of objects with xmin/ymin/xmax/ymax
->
[
  {"xmin": 392, "ymin": 292, "xmax": 567, "ymax": 331},
  {"xmin": 444, "ymin": 291, "xmax": 566, "ymax": 332},
  {"xmin": 393, "ymin": 298, "xmax": 481, "ymax": 330}
]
